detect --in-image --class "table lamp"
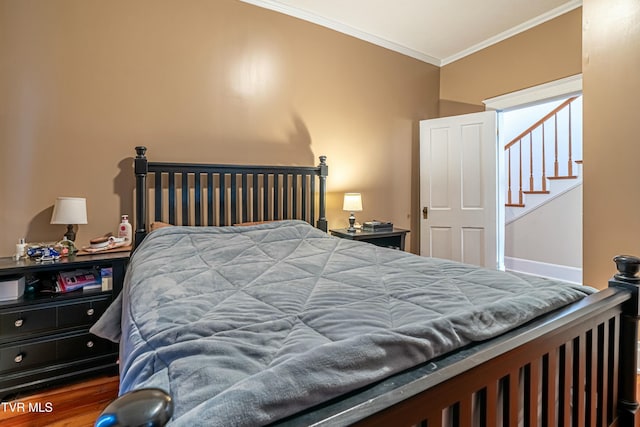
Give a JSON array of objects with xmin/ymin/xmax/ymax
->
[
  {"xmin": 343, "ymin": 193, "xmax": 362, "ymax": 232},
  {"xmin": 50, "ymin": 197, "xmax": 88, "ymax": 241}
]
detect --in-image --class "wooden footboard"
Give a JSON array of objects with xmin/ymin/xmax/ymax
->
[
  {"xmin": 351, "ymin": 291, "xmax": 627, "ymax": 426},
  {"xmin": 275, "ymin": 257, "xmax": 640, "ymax": 427}
]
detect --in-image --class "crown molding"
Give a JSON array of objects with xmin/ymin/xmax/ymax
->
[
  {"xmin": 441, "ymin": 0, "xmax": 582, "ymax": 66},
  {"xmin": 241, "ymin": 0, "xmax": 582, "ymax": 68},
  {"xmin": 240, "ymin": 0, "xmax": 441, "ymax": 66}
]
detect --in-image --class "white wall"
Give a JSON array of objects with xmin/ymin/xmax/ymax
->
[{"xmin": 504, "ymin": 184, "xmax": 582, "ymax": 268}]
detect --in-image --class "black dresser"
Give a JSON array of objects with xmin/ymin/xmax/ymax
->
[{"xmin": 0, "ymin": 252, "xmax": 128, "ymax": 398}]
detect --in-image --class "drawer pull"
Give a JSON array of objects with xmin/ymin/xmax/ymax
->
[
  {"xmin": 14, "ymin": 319, "xmax": 24, "ymax": 328},
  {"xmin": 86, "ymin": 308, "xmax": 95, "ymax": 316},
  {"xmin": 14, "ymin": 353, "xmax": 24, "ymax": 363},
  {"xmin": 86, "ymin": 341, "xmax": 94, "ymax": 348}
]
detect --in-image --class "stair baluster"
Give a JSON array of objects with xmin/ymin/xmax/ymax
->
[{"xmin": 504, "ymin": 96, "xmax": 580, "ymax": 208}]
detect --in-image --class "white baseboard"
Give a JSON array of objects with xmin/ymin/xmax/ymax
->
[{"xmin": 504, "ymin": 257, "xmax": 582, "ymax": 284}]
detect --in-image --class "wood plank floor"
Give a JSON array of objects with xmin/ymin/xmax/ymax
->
[
  {"xmin": 0, "ymin": 375, "xmax": 119, "ymax": 427},
  {"xmin": 0, "ymin": 374, "xmax": 639, "ymax": 426}
]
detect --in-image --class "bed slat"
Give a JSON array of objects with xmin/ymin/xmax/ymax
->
[
  {"xmin": 302, "ymin": 174, "xmax": 308, "ymax": 223},
  {"xmin": 485, "ymin": 381, "xmax": 498, "ymax": 427},
  {"xmin": 599, "ymin": 322, "xmax": 609, "ymax": 427},
  {"xmin": 543, "ymin": 352, "xmax": 556, "ymax": 426},
  {"xmin": 181, "ymin": 173, "xmax": 188, "ymax": 225},
  {"xmin": 263, "ymin": 175, "xmax": 269, "ymax": 220},
  {"xmin": 574, "ymin": 333, "xmax": 587, "ymax": 427},
  {"xmin": 168, "ymin": 173, "xmax": 176, "ymax": 225},
  {"xmin": 273, "ymin": 173, "xmax": 280, "ymax": 219},
  {"xmin": 526, "ymin": 359, "xmax": 540, "ymax": 427},
  {"xmin": 292, "ymin": 173, "xmax": 298, "ymax": 220},
  {"xmin": 609, "ymin": 316, "xmax": 620, "ymax": 425},
  {"xmin": 219, "ymin": 173, "xmax": 226, "ymax": 225},
  {"xmin": 587, "ymin": 329, "xmax": 597, "ymax": 426},
  {"xmin": 283, "ymin": 174, "xmax": 289, "ymax": 219},
  {"xmin": 507, "ymin": 370, "xmax": 519, "ymax": 426},
  {"xmin": 194, "ymin": 173, "xmax": 202, "ymax": 226},
  {"xmin": 207, "ymin": 173, "xmax": 214, "ymax": 226},
  {"xmin": 241, "ymin": 174, "xmax": 247, "ymax": 223},
  {"xmin": 252, "ymin": 174, "xmax": 259, "ymax": 221},
  {"xmin": 154, "ymin": 173, "xmax": 162, "ymax": 222}
]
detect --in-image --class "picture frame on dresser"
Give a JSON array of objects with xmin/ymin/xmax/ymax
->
[{"xmin": 0, "ymin": 252, "xmax": 128, "ymax": 399}]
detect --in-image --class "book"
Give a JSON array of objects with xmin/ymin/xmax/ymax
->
[
  {"xmin": 57, "ymin": 269, "xmax": 99, "ymax": 292},
  {"xmin": 362, "ymin": 221, "xmax": 393, "ymax": 231}
]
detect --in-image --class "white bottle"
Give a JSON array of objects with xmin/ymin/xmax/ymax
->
[
  {"xmin": 15, "ymin": 238, "xmax": 26, "ymax": 259},
  {"xmin": 118, "ymin": 215, "xmax": 132, "ymax": 244}
]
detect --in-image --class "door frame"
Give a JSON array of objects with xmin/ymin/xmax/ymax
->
[
  {"xmin": 483, "ymin": 73, "xmax": 583, "ymax": 272},
  {"xmin": 482, "ymin": 74, "xmax": 582, "ymax": 112}
]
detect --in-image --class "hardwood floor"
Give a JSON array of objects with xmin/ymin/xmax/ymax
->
[{"xmin": 0, "ymin": 375, "xmax": 119, "ymax": 427}]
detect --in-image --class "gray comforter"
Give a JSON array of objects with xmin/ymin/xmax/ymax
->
[{"xmin": 91, "ymin": 220, "xmax": 593, "ymax": 426}]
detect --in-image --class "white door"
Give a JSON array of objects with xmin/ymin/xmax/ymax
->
[{"xmin": 419, "ymin": 111, "xmax": 501, "ymax": 268}]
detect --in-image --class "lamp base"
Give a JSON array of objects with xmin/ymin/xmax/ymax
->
[
  {"xmin": 64, "ymin": 224, "xmax": 76, "ymax": 242},
  {"xmin": 347, "ymin": 213, "xmax": 356, "ymax": 233}
]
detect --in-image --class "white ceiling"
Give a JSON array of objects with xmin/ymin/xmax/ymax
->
[{"xmin": 240, "ymin": 0, "xmax": 582, "ymax": 66}]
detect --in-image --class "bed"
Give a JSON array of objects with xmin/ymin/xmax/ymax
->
[{"xmin": 92, "ymin": 146, "xmax": 640, "ymax": 426}]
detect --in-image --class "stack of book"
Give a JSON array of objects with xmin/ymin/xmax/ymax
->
[
  {"xmin": 56, "ymin": 269, "xmax": 100, "ymax": 293},
  {"xmin": 362, "ymin": 221, "xmax": 393, "ymax": 232}
]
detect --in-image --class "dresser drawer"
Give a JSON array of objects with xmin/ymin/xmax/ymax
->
[
  {"xmin": 58, "ymin": 299, "xmax": 110, "ymax": 329},
  {"xmin": 0, "ymin": 307, "xmax": 57, "ymax": 339},
  {"xmin": 57, "ymin": 333, "xmax": 113, "ymax": 362},
  {"xmin": 0, "ymin": 340, "xmax": 57, "ymax": 374}
]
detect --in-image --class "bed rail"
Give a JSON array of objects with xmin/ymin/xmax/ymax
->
[{"xmin": 133, "ymin": 146, "xmax": 328, "ymax": 246}]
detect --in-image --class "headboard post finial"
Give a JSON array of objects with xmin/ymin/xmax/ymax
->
[{"xmin": 135, "ymin": 146, "xmax": 147, "ymax": 158}]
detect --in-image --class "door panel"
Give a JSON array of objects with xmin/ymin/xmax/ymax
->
[
  {"xmin": 461, "ymin": 227, "xmax": 485, "ymax": 266},
  {"xmin": 429, "ymin": 131, "xmax": 451, "ymax": 209},
  {"xmin": 430, "ymin": 227, "xmax": 452, "ymax": 260},
  {"xmin": 420, "ymin": 111, "xmax": 498, "ymax": 268}
]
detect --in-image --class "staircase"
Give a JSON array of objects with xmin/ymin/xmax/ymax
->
[{"xmin": 504, "ymin": 96, "xmax": 582, "ymax": 223}]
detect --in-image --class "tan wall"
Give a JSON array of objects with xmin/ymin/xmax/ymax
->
[
  {"xmin": 440, "ymin": 8, "xmax": 582, "ymax": 115},
  {"xmin": 0, "ymin": 0, "xmax": 439, "ymax": 257},
  {"xmin": 582, "ymin": 0, "xmax": 640, "ymax": 288}
]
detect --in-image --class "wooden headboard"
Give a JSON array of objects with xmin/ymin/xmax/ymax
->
[{"xmin": 133, "ymin": 146, "xmax": 328, "ymax": 246}]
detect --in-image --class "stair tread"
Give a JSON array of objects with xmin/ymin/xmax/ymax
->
[
  {"xmin": 523, "ymin": 190, "xmax": 550, "ymax": 194},
  {"xmin": 547, "ymin": 175, "xmax": 578, "ymax": 180},
  {"xmin": 506, "ymin": 203, "xmax": 526, "ymax": 208}
]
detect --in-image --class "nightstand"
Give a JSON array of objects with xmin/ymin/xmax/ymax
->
[
  {"xmin": 0, "ymin": 252, "xmax": 128, "ymax": 398},
  {"xmin": 330, "ymin": 228, "xmax": 410, "ymax": 251}
]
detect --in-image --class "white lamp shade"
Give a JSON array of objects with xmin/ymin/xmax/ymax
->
[
  {"xmin": 343, "ymin": 193, "xmax": 363, "ymax": 212},
  {"xmin": 50, "ymin": 197, "xmax": 88, "ymax": 225}
]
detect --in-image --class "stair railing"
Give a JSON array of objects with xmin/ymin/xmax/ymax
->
[{"xmin": 504, "ymin": 96, "xmax": 579, "ymax": 207}]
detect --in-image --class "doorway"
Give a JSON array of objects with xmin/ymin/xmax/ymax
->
[{"xmin": 486, "ymin": 75, "xmax": 583, "ymax": 283}]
